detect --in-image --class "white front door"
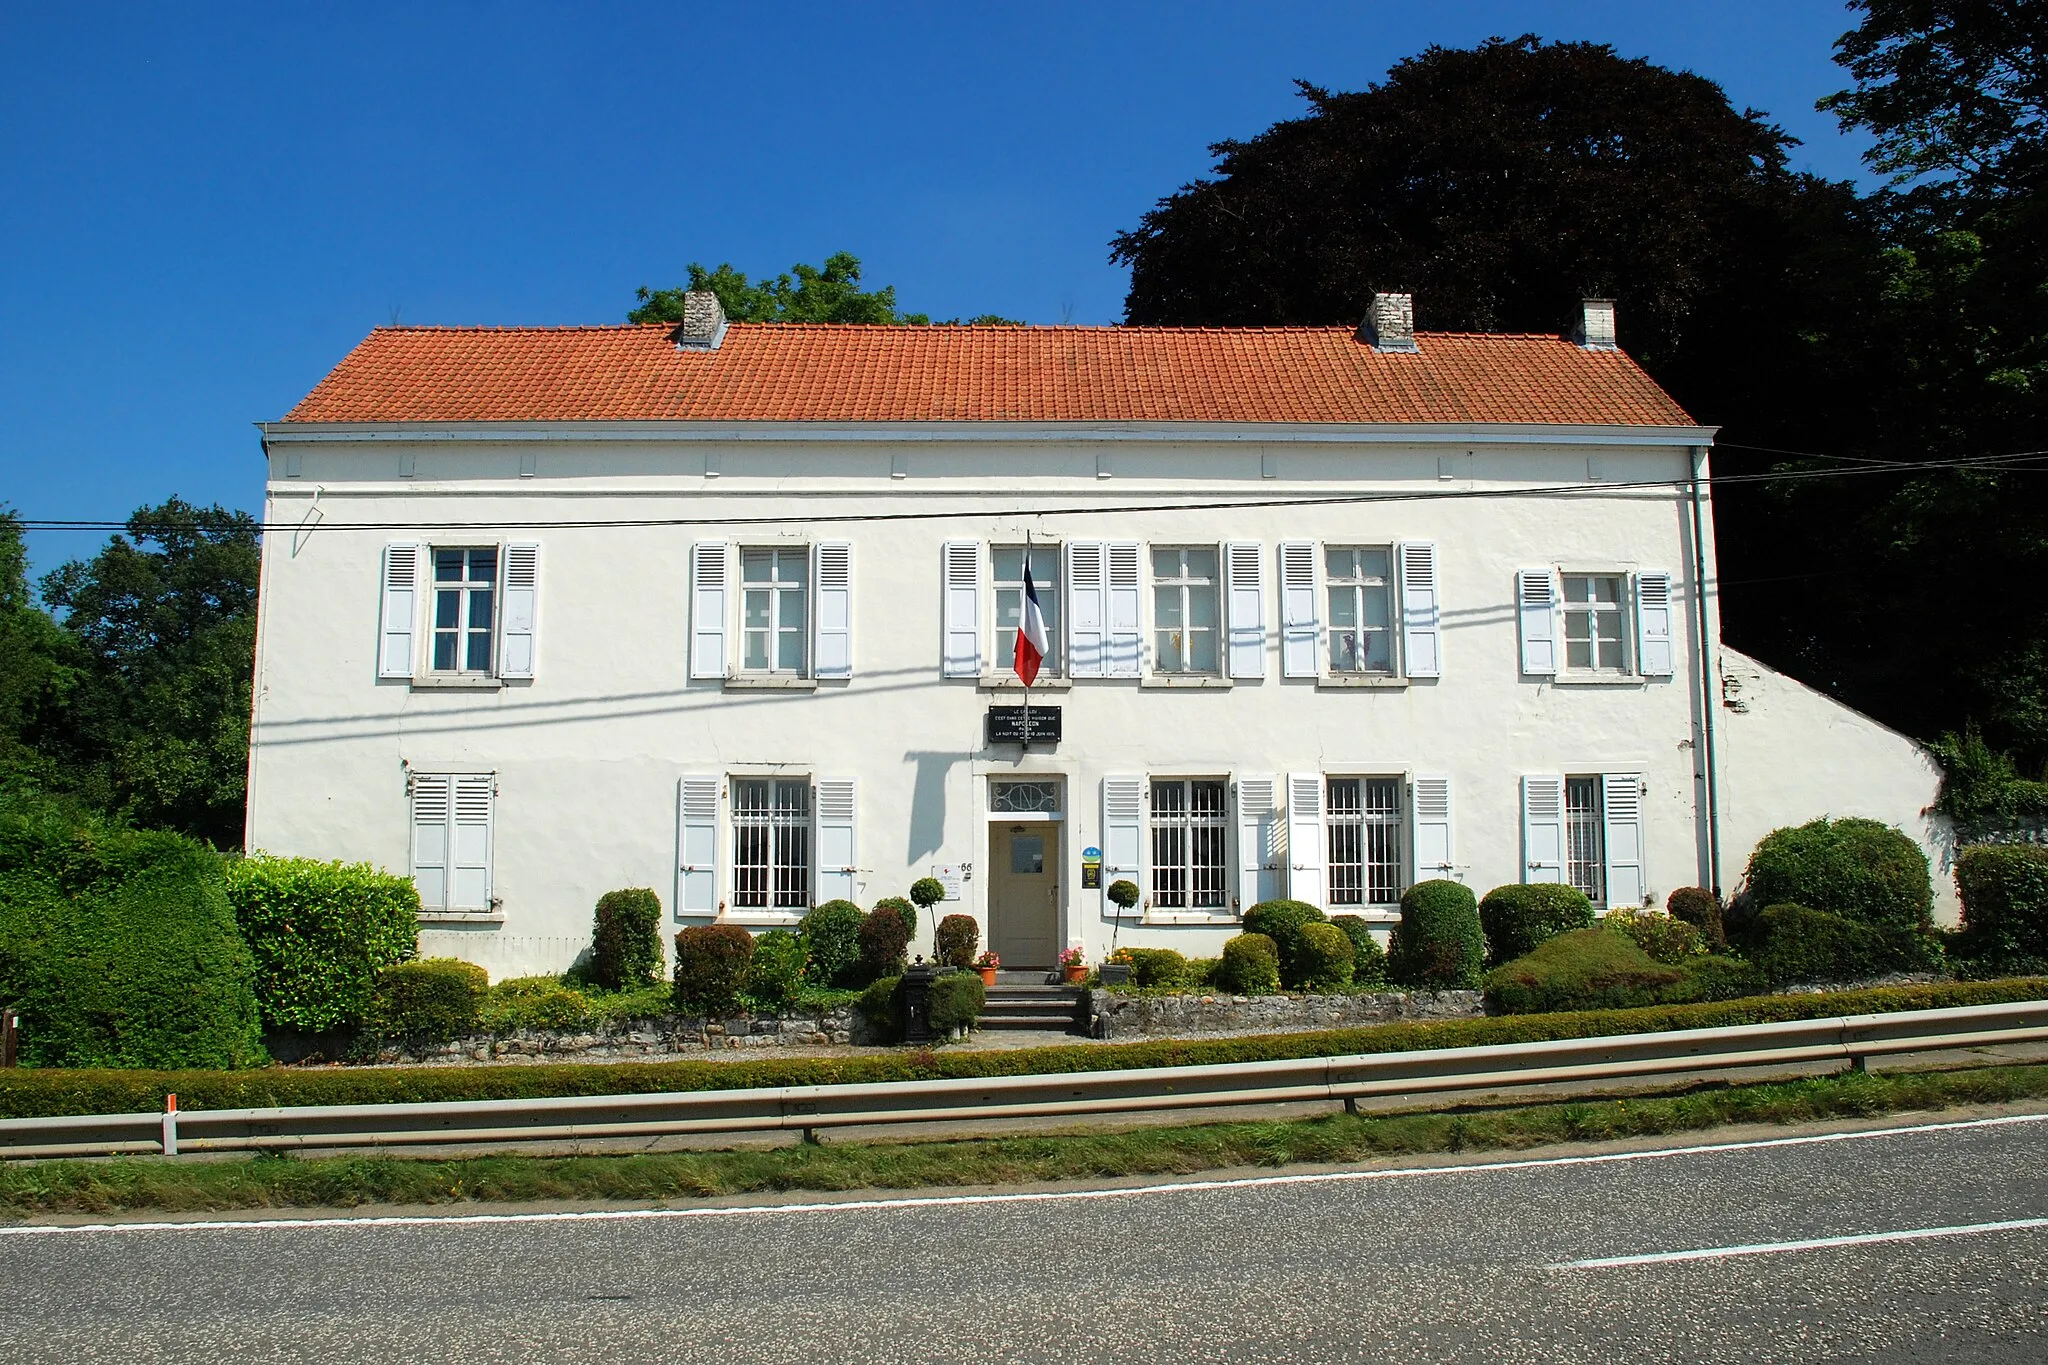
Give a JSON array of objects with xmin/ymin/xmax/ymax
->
[{"xmin": 989, "ymin": 822, "xmax": 1060, "ymax": 969}]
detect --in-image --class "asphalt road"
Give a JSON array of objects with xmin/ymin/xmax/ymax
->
[{"xmin": 4, "ymin": 1110, "xmax": 2046, "ymax": 1363}]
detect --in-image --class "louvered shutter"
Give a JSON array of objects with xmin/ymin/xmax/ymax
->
[
  {"xmin": 410, "ymin": 773, "xmax": 450, "ymax": 910},
  {"xmin": 942, "ymin": 541, "xmax": 982, "ymax": 677},
  {"xmin": 1521, "ymin": 775, "xmax": 1566, "ymax": 884},
  {"xmin": 1635, "ymin": 572, "xmax": 1674, "ymax": 677},
  {"xmin": 1280, "ymin": 542, "xmax": 1319, "ymax": 678},
  {"xmin": 1603, "ymin": 773, "xmax": 1646, "ymax": 909},
  {"xmin": 1398, "ymin": 541, "xmax": 1441, "ymax": 678},
  {"xmin": 1102, "ymin": 776, "xmax": 1144, "ymax": 916},
  {"xmin": 1411, "ymin": 774, "xmax": 1453, "ymax": 882},
  {"xmin": 1285, "ymin": 772, "xmax": 1326, "ymax": 907},
  {"xmin": 450, "ymin": 774, "xmax": 494, "ymax": 910},
  {"xmin": 379, "ymin": 543, "xmax": 422, "ymax": 679},
  {"xmin": 677, "ymin": 777, "xmax": 719, "ymax": 916},
  {"xmin": 499, "ymin": 542, "xmax": 540, "ymax": 680},
  {"xmin": 1237, "ymin": 774, "xmax": 1281, "ymax": 911},
  {"xmin": 691, "ymin": 542, "xmax": 730, "ymax": 679},
  {"xmin": 813, "ymin": 542, "xmax": 852, "ymax": 679},
  {"xmin": 1066, "ymin": 541, "xmax": 1106, "ymax": 678},
  {"xmin": 1518, "ymin": 570, "xmax": 1559, "ymax": 676},
  {"xmin": 1106, "ymin": 541, "xmax": 1142, "ymax": 677},
  {"xmin": 1224, "ymin": 542, "xmax": 1265, "ymax": 679},
  {"xmin": 814, "ymin": 776, "xmax": 857, "ymax": 903}
]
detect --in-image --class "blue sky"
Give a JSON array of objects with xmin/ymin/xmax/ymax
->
[{"xmin": 1, "ymin": 2, "xmax": 1876, "ymax": 580}]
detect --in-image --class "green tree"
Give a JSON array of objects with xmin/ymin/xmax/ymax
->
[
  {"xmin": 631, "ymin": 251, "xmax": 1020, "ymax": 326},
  {"xmin": 0, "ymin": 509, "xmax": 77, "ymax": 786}
]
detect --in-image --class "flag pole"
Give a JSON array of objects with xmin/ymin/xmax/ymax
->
[{"xmin": 1020, "ymin": 530, "xmax": 1031, "ymax": 748}]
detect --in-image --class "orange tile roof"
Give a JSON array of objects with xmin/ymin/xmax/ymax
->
[{"xmin": 281, "ymin": 323, "xmax": 1695, "ymax": 427}]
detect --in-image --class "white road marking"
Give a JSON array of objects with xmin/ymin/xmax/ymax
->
[
  {"xmin": 1553, "ymin": 1216, "xmax": 2048, "ymax": 1269},
  {"xmin": 0, "ymin": 1110, "xmax": 2042, "ymax": 1239}
]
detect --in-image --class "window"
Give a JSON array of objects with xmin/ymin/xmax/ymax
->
[
  {"xmin": 1562, "ymin": 574, "xmax": 1628, "ymax": 673},
  {"xmin": 741, "ymin": 548, "xmax": 808, "ymax": 675},
  {"xmin": 1325, "ymin": 547, "xmax": 1396, "ymax": 674},
  {"xmin": 732, "ymin": 778, "xmax": 810, "ymax": 910},
  {"xmin": 993, "ymin": 545, "xmax": 1061, "ymax": 677},
  {"xmin": 990, "ymin": 779, "xmax": 1061, "ymax": 814},
  {"xmin": 431, "ymin": 548, "xmax": 498, "ymax": 674},
  {"xmin": 1152, "ymin": 546, "xmax": 1220, "ymax": 674},
  {"xmin": 1327, "ymin": 777, "xmax": 1403, "ymax": 906},
  {"xmin": 410, "ymin": 772, "xmax": 493, "ymax": 913},
  {"xmin": 1565, "ymin": 776, "xmax": 1606, "ymax": 904},
  {"xmin": 1150, "ymin": 778, "xmax": 1228, "ymax": 909}
]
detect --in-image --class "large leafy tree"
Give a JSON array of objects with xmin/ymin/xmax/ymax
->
[
  {"xmin": 631, "ymin": 251, "xmax": 1018, "ymax": 327},
  {"xmin": 0, "ymin": 510, "xmax": 77, "ymax": 787}
]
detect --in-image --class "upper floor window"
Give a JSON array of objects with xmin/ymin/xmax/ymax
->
[
  {"xmin": 1152, "ymin": 546, "xmax": 1220, "ymax": 675},
  {"xmin": 1150, "ymin": 778, "xmax": 1228, "ymax": 909},
  {"xmin": 741, "ymin": 548, "xmax": 809, "ymax": 675},
  {"xmin": 432, "ymin": 548, "xmax": 498, "ymax": 674},
  {"xmin": 994, "ymin": 545, "xmax": 1061, "ymax": 678},
  {"xmin": 1327, "ymin": 776, "xmax": 1403, "ymax": 907},
  {"xmin": 1325, "ymin": 547, "xmax": 1395, "ymax": 675},
  {"xmin": 1562, "ymin": 574, "xmax": 1628, "ymax": 674},
  {"xmin": 732, "ymin": 777, "xmax": 810, "ymax": 910}
]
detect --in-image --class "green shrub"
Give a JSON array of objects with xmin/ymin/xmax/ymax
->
[
  {"xmin": 930, "ymin": 970, "xmax": 987, "ymax": 1032},
  {"xmin": 366, "ymin": 959, "xmax": 487, "ymax": 1043},
  {"xmin": 1478, "ymin": 883, "xmax": 1596, "ymax": 966},
  {"xmin": 224, "ymin": 855, "xmax": 418, "ymax": 1033},
  {"xmin": 1242, "ymin": 899, "xmax": 1328, "ymax": 986},
  {"xmin": 744, "ymin": 929, "xmax": 807, "ymax": 1009},
  {"xmin": 1666, "ymin": 886, "xmax": 1726, "ymax": 949},
  {"xmin": 873, "ymin": 896, "xmax": 919, "ymax": 936},
  {"xmin": 591, "ymin": 888, "xmax": 663, "ymax": 992},
  {"xmin": 1294, "ymin": 922, "xmax": 1356, "ymax": 991},
  {"xmin": 1482, "ymin": 929, "xmax": 1768, "ymax": 1015},
  {"xmin": 1954, "ymin": 843, "xmax": 2048, "ymax": 966},
  {"xmin": 1120, "ymin": 947, "xmax": 1192, "ymax": 988},
  {"xmin": 1744, "ymin": 903, "xmax": 1929, "ymax": 985},
  {"xmin": 674, "ymin": 924, "xmax": 755, "ymax": 1015},
  {"xmin": 0, "ymin": 797, "xmax": 266, "ymax": 1069},
  {"xmin": 584, "ymin": 983, "xmax": 674, "ymax": 1024},
  {"xmin": 1681, "ymin": 954, "xmax": 1770, "ymax": 1002},
  {"xmin": 934, "ymin": 914, "xmax": 979, "ymax": 970},
  {"xmin": 909, "ymin": 878, "xmax": 947, "ymax": 912},
  {"xmin": 1329, "ymin": 915, "xmax": 1389, "ymax": 987},
  {"xmin": 1604, "ymin": 908, "xmax": 1705, "ymax": 964},
  {"xmin": 858, "ymin": 975, "xmax": 903, "ymax": 1042},
  {"xmin": 1216, "ymin": 933, "xmax": 1282, "ymax": 994},
  {"xmin": 1740, "ymin": 818, "xmax": 1933, "ymax": 933},
  {"xmin": 1183, "ymin": 957, "xmax": 1221, "ymax": 987},
  {"xmin": 858, "ymin": 903, "xmax": 913, "ymax": 981},
  {"xmin": 799, "ymin": 900, "xmax": 865, "ymax": 988},
  {"xmin": 479, "ymin": 977, "xmax": 593, "ymax": 1033},
  {"xmin": 1389, "ymin": 880, "xmax": 1485, "ymax": 989}
]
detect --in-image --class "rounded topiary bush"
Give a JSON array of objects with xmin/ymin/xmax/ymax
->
[
  {"xmin": 1294, "ymin": 921, "xmax": 1356, "ymax": 991},
  {"xmin": 799, "ymin": 900, "xmax": 865, "ymax": 987},
  {"xmin": 1243, "ymin": 899, "xmax": 1328, "ymax": 986},
  {"xmin": 367, "ymin": 958, "xmax": 488, "ymax": 1043},
  {"xmin": 930, "ymin": 970, "xmax": 986, "ymax": 1033},
  {"xmin": 934, "ymin": 913, "xmax": 980, "ymax": 970},
  {"xmin": 859, "ymin": 902, "xmax": 914, "ymax": 981},
  {"xmin": 1330, "ymin": 915, "xmax": 1388, "ymax": 987},
  {"xmin": 1107, "ymin": 879, "xmax": 1140, "ymax": 912},
  {"xmin": 1666, "ymin": 886, "xmax": 1726, "ymax": 949},
  {"xmin": 909, "ymin": 878, "xmax": 947, "ymax": 911},
  {"xmin": 1954, "ymin": 843, "xmax": 2048, "ymax": 966},
  {"xmin": 744, "ymin": 928, "xmax": 807, "ymax": 1008},
  {"xmin": 591, "ymin": 888, "xmax": 663, "ymax": 992},
  {"xmin": 1389, "ymin": 879, "xmax": 1484, "ymax": 989},
  {"xmin": 1478, "ymin": 883, "xmax": 1596, "ymax": 966},
  {"xmin": 1216, "ymin": 932, "xmax": 1281, "ymax": 994},
  {"xmin": 1741, "ymin": 818, "xmax": 1932, "ymax": 933},
  {"xmin": 1122, "ymin": 947, "xmax": 1190, "ymax": 987},
  {"xmin": 674, "ymin": 924, "xmax": 755, "ymax": 1015}
]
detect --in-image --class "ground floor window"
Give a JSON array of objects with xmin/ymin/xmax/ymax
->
[
  {"xmin": 1327, "ymin": 776, "xmax": 1402, "ymax": 907},
  {"xmin": 1151, "ymin": 778, "xmax": 1228, "ymax": 909},
  {"xmin": 410, "ymin": 772, "xmax": 494, "ymax": 912},
  {"xmin": 1565, "ymin": 776, "xmax": 1606, "ymax": 905},
  {"xmin": 733, "ymin": 778, "xmax": 810, "ymax": 909}
]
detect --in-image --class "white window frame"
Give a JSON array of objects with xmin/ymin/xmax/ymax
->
[
  {"xmin": 730, "ymin": 776, "xmax": 812, "ymax": 913},
  {"xmin": 1560, "ymin": 570, "xmax": 1632, "ymax": 676},
  {"xmin": 739, "ymin": 547, "xmax": 811, "ymax": 677},
  {"xmin": 991, "ymin": 542, "xmax": 1063, "ymax": 680},
  {"xmin": 1322, "ymin": 546, "xmax": 1399, "ymax": 677},
  {"xmin": 1325, "ymin": 775, "xmax": 1404, "ymax": 909},
  {"xmin": 1149, "ymin": 545, "xmax": 1223, "ymax": 677},
  {"xmin": 426, "ymin": 545, "xmax": 502, "ymax": 678},
  {"xmin": 1148, "ymin": 777, "xmax": 1231, "ymax": 912}
]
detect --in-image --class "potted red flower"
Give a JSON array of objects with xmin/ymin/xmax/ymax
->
[
  {"xmin": 1059, "ymin": 944, "xmax": 1087, "ymax": 985},
  {"xmin": 975, "ymin": 950, "xmax": 1000, "ymax": 986}
]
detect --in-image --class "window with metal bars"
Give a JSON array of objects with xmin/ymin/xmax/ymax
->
[
  {"xmin": 1566, "ymin": 776, "xmax": 1606, "ymax": 904},
  {"xmin": 732, "ymin": 778, "xmax": 810, "ymax": 910},
  {"xmin": 1326, "ymin": 777, "xmax": 1403, "ymax": 906},
  {"xmin": 1150, "ymin": 778, "xmax": 1229, "ymax": 909}
]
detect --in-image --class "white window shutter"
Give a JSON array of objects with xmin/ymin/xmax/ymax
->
[
  {"xmin": 1411, "ymin": 774, "xmax": 1453, "ymax": 882},
  {"xmin": 1518, "ymin": 569, "xmax": 1559, "ymax": 676},
  {"xmin": 1285, "ymin": 772, "xmax": 1326, "ymax": 908},
  {"xmin": 1102, "ymin": 775, "xmax": 1144, "ymax": 916},
  {"xmin": 814, "ymin": 541, "xmax": 852, "ymax": 679},
  {"xmin": 814, "ymin": 776, "xmax": 857, "ymax": 903},
  {"xmin": 1066, "ymin": 541, "xmax": 1106, "ymax": 678},
  {"xmin": 691, "ymin": 542, "xmax": 730, "ymax": 679},
  {"xmin": 941, "ymin": 541, "xmax": 982, "ymax": 678},
  {"xmin": 1225, "ymin": 542, "xmax": 1265, "ymax": 679},
  {"xmin": 677, "ymin": 777, "xmax": 719, "ymax": 916},
  {"xmin": 499, "ymin": 542, "xmax": 540, "ymax": 680},
  {"xmin": 1236, "ymin": 773, "xmax": 1281, "ymax": 911},
  {"xmin": 1636, "ymin": 572, "xmax": 1675, "ymax": 677},
  {"xmin": 1521, "ymin": 775, "xmax": 1566, "ymax": 884},
  {"xmin": 1603, "ymin": 773, "xmax": 1646, "ymax": 909},
  {"xmin": 1398, "ymin": 541, "xmax": 1441, "ymax": 678},
  {"xmin": 1106, "ymin": 541, "xmax": 1143, "ymax": 677},
  {"xmin": 1280, "ymin": 542, "xmax": 1319, "ymax": 678},
  {"xmin": 409, "ymin": 773, "xmax": 450, "ymax": 910},
  {"xmin": 450, "ymin": 774, "xmax": 494, "ymax": 910},
  {"xmin": 379, "ymin": 542, "xmax": 422, "ymax": 680}
]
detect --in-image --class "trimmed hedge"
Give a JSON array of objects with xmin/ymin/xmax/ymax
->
[
  {"xmin": 1119, "ymin": 947, "xmax": 1193, "ymax": 988},
  {"xmin": 1955, "ymin": 843, "xmax": 2048, "ymax": 966},
  {"xmin": 9, "ymin": 978, "xmax": 2043, "ymax": 1120},
  {"xmin": 674, "ymin": 925, "xmax": 754, "ymax": 1015},
  {"xmin": 744, "ymin": 929, "xmax": 807, "ymax": 1009},
  {"xmin": 479, "ymin": 976, "xmax": 592, "ymax": 1033},
  {"xmin": 1217, "ymin": 933, "xmax": 1281, "ymax": 994},
  {"xmin": 1745, "ymin": 903, "xmax": 1930, "ymax": 985},
  {"xmin": 1389, "ymin": 880, "xmax": 1484, "ymax": 989},
  {"xmin": 1740, "ymin": 818, "xmax": 1933, "ymax": 933},
  {"xmin": 799, "ymin": 901, "xmax": 865, "ymax": 988},
  {"xmin": 934, "ymin": 914, "xmax": 979, "ymax": 971},
  {"xmin": 1478, "ymin": 883, "xmax": 1596, "ymax": 966},
  {"xmin": 1479, "ymin": 929, "xmax": 1765, "ymax": 1015},
  {"xmin": 930, "ymin": 970, "xmax": 986, "ymax": 1032},
  {"xmin": 592, "ymin": 888, "xmax": 663, "ymax": 992},
  {"xmin": 225, "ymin": 855, "xmax": 418, "ymax": 1033},
  {"xmin": 1330, "ymin": 915, "xmax": 1389, "ymax": 987},
  {"xmin": 365, "ymin": 959, "xmax": 487, "ymax": 1043},
  {"xmin": 1242, "ymin": 900, "xmax": 1327, "ymax": 986},
  {"xmin": 858, "ymin": 974, "xmax": 902, "ymax": 1042},
  {"xmin": 1295, "ymin": 922, "xmax": 1356, "ymax": 991},
  {"xmin": 1667, "ymin": 886, "xmax": 1726, "ymax": 949},
  {"xmin": 1604, "ymin": 908, "xmax": 1705, "ymax": 964}
]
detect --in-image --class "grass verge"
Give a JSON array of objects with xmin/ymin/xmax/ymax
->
[{"xmin": 5, "ymin": 1062, "xmax": 2045, "ymax": 1219}]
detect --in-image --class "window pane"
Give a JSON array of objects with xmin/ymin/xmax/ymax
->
[
  {"xmin": 1566, "ymin": 637, "xmax": 1592, "ymax": 670},
  {"xmin": 992, "ymin": 547, "xmax": 1023, "ymax": 581},
  {"xmin": 1183, "ymin": 546, "xmax": 1217, "ymax": 580},
  {"xmin": 1154, "ymin": 586, "xmax": 1182, "ymax": 628},
  {"xmin": 435, "ymin": 589, "xmax": 461, "ymax": 629},
  {"xmin": 778, "ymin": 588, "xmax": 806, "ymax": 629},
  {"xmin": 1564, "ymin": 575, "xmax": 1591, "ymax": 604},
  {"xmin": 1361, "ymin": 628, "xmax": 1393, "ymax": 672},
  {"xmin": 1363, "ymin": 583, "xmax": 1391, "ymax": 630},
  {"xmin": 1330, "ymin": 586, "xmax": 1359, "ymax": 627},
  {"xmin": 1188, "ymin": 585, "xmax": 1218, "ymax": 630},
  {"xmin": 466, "ymin": 630, "xmax": 493, "ymax": 672},
  {"xmin": 469, "ymin": 587, "xmax": 493, "ymax": 631},
  {"xmin": 1190, "ymin": 629, "xmax": 1218, "ymax": 674},
  {"xmin": 1326, "ymin": 547, "xmax": 1356, "ymax": 580},
  {"xmin": 468, "ymin": 549, "xmax": 496, "ymax": 583},
  {"xmin": 1151, "ymin": 547, "xmax": 1180, "ymax": 579},
  {"xmin": 433, "ymin": 633, "xmax": 457, "ymax": 672},
  {"xmin": 742, "ymin": 552, "xmax": 771, "ymax": 583},
  {"xmin": 1594, "ymin": 576, "xmax": 1621, "ymax": 604},
  {"xmin": 1156, "ymin": 630, "xmax": 1185, "ymax": 673},
  {"xmin": 1010, "ymin": 835, "xmax": 1044, "ymax": 875},
  {"xmin": 778, "ymin": 629, "xmax": 805, "ymax": 672},
  {"xmin": 780, "ymin": 551, "xmax": 807, "ymax": 587},
  {"xmin": 435, "ymin": 550, "xmax": 464, "ymax": 583},
  {"xmin": 1358, "ymin": 548, "xmax": 1390, "ymax": 581}
]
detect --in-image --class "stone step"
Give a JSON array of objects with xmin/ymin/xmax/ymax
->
[{"xmin": 976, "ymin": 1015, "xmax": 1084, "ymax": 1032}]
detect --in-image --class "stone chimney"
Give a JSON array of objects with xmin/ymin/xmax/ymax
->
[
  {"xmin": 1575, "ymin": 298, "xmax": 1618, "ymax": 351},
  {"xmin": 674, "ymin": 290, "xmax": 728, "ymax": 350},
  {"xmin": 1356, "ymin": 292, "xmax": 1417, "ymax": 353}
]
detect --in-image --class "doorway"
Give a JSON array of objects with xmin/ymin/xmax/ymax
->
[{"xmin": 988, "ymin": 822, "xmax": 1060, "ymax": 969}]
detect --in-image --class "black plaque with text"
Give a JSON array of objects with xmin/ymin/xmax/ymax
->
[{"xmin": 986, "ymin": 705, "xmax": 1062, "ymax": 745}]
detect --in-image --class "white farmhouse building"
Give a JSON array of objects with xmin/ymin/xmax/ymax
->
[{"xmin": 246, "ymin": 293, "xmax": 1952, "ymax": 979}]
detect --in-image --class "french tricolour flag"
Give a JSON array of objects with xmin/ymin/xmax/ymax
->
[{"xmin": 1014, "ymin": 561, "xmax": 1050, "ymax": 687}]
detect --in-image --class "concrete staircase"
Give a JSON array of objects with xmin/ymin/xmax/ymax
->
[{"xmin": 977, "ymin": 978, "xmax": 1086, "ymax": 1034}]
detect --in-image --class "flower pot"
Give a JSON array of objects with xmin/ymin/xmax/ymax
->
[
  {"xmin": 977, "ymin": 966, "xmax": 997, "ymax": 986},
  {"xmin": 1063, "ymin": 964, "xmax": 1087, "ymax": 984},
  {"xmin": 1100, "ymin": 963, "xmax": 1131, "ymax": 987}
]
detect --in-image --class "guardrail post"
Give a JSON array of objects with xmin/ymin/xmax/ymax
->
[
  {"xmin": 0, "ymin": 1008, "xmax": 16, "ymax": 1069},
  {"xmin": 1848, "ymin": 1055, "xmax": 1868, "ymax": 1074},
  {"xmin": 1343, "ymin": 1097, "xmax": 1359, "ymax": 1116},
  {"xmin": 160, "ymin": 1093, "xmax": 179, "ymax": 1158}
]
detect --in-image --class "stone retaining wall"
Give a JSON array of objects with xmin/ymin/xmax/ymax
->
[
  {"xmin": 337, "ymin": 1006, "xmax": 864, "ymax": 1066},
  {"xmin": 1090, "ymin": 988, "xmax": 1482, "ymax": 1040}
]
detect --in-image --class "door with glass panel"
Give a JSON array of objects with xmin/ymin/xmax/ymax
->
[{"xmin": 989, "ymin": 822, "xmax": 1060, "ymax": 969}]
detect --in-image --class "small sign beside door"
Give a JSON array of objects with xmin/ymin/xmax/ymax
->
[
  {"xmin": 1081, "ymin": 845, "xmax": 1102, "ymax": 889},
  {"xmin": 931, "ymin": 865, "xmax": 968, "ymax": 900}
]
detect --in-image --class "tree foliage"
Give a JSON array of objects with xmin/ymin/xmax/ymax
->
[{"xmin": 632, "ymin": 251, "xmax": 1019, "ymax": 327}]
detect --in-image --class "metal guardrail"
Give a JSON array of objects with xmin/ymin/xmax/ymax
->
[{"xmin": 2, "ymin": 999, "xmax": 2046, "ymax": 1162}]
